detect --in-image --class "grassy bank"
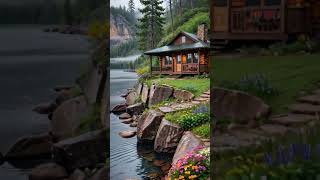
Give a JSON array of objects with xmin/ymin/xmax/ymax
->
[
  {"xmin": 212, "ymin": 54, "xmax": 320, "ymax": 114},
  {"xmin": 149, "ymin": 77, "xmax": 210, "ymax": 97}
]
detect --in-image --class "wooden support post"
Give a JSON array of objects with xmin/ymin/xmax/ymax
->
[{"xmin": 198, "ymin": 50, "xmax": 201, "ymax": 74}]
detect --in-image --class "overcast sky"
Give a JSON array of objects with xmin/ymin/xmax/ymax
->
[{"xmin": 111, "ymin": 0, "xmax": 166, "ymax": 9}]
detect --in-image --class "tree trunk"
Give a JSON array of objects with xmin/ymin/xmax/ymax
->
[
  {"xmin": 179, "ymin": 0, "xmax": 182, "ymax": 16},
  {"xmin": 169, "ymin": 0, "xmax": 174, "ymax": 33}
]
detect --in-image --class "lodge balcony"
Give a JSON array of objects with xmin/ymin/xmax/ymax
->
[{"xmin": 151, "ymin": 63, "xmax": 209, "ymax": 75}]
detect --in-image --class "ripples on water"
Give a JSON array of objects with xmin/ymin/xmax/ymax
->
[{"xmin": 110, "ymin": 70, "xmax": 172, "ymax": 180}]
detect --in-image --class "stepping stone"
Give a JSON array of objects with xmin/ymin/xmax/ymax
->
[
  {"xmin": 298, "ymin": 95, "xmax": 320, "ymax": 105},
  {"xmin": 200, "ymin": 94, "xmax": 210, "ymax": 98},
  {"xmin": 119, "ymin": 130, "xmax": 136, "ymax": 138},
  {"xmin": 171, "ymin": 103, "xmax": 193, "ymax": 110},
  {"xmin": 194, "ymin": 97, "xmax": 209, "ymax": 102},
  {"xmin": 313, "ymin": 89, "xmax": 320, "ymax": 95},
  {"xmin": 204, "ymin": 142, "xmax": 210, "ymax": 147},
  {"xmin": 204, "ymin": 91, "xmax": 210, "ymax": 95},
  {"xmin": 229, "ymin": 130, "xmax": 268, "ymax": 142},
  {"xmin": 213, "ymin": 134, "xmax": 251, "ymax": 148},
  {"xmin": 191, "ymin": 100, "xmax": 201, "ymax": 104},
  {"xmin": 288, "ymin": 103, "xmax": 320, "ymax": 115},
  {"xmin": 158, "ymin": 107, "xmax": 175, "ymax": 113},
  {"xmin": 260, "ymin": 124, "xmax": 288, "ymax": 136},
  {"xmin": 271, "ymin": 113, "xmax": 316, "ymax": 126}
]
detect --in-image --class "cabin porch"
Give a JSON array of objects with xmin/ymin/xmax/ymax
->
[{"xmin": 148, "ymin": 50, "xmax": 210, "ymax": 75}]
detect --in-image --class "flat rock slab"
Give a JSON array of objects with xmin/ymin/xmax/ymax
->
[
  {"xmin": 200, "ymin": 94, "xmax": 210, "ymax": 98},
  {"xmin": 298, "ymin": 95, "xmax": 320, "ymax": 105},
  {"xmin": 194, "ymin": 97, "xmax": 209, "ymax": 102},
  {"xmin": 170, "ymin": 103, "xmax": 194, "ymax": 110},
  {"xmin": 260, "ymin": 124, "xmax": 288, "ymax": 136},
  {"xmin": 119, "ymin": 113, "xmax": 131, "ymax": 119},
  {"xmin": 119, "ymin": 131, "xmax": 136, "ymax": 138},
  {"xmin": 121, "ymin": 118, "xmax": 133, "ymax": 124},
  {"xmin": 271, "ymin": 113, "xmax": 316, "ymax": 126},
  {"xmin": 212, "ymin": 134, "xmax": 252, "ymax": 148},
  {"xmin": 313, "ymin": 89, "xmax": 320, "ymax": 95},
  {"xmin": 289, "ymin": 103, "xmax": 320, "ymax": 115},
  {"xmin": 29, "ymin": 163, "xmax": 68, "ymax": 180},
  {"xmin": 158, "ymin": 107, "xmax": 175, "ymax": 113}
]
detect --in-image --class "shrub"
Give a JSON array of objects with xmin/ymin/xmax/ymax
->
[
  {"xmin": 168, "ymin": 146, "xmax": 210, "ymax": 180},
  {"xmin": 192, "ymin": 124, "xmax": 210, "ymax": 138},
  {"xmin": 183, "ymin": 84, "xmax": 198, "ymax": 94},
  {"xmin": 177, "ymin": 111, "xmax": 210, "ymax": 130}
]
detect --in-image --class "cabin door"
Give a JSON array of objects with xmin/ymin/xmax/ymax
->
[
  {"xmin": 176, "ymin": 54, "xmax": 182, "ymax": 72},
  {"xmin": 213, "ymin": 0, "xmax": 229, "ymax": 32}
]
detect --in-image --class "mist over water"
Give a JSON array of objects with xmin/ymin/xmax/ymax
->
[{"xmin": 0, "ymin": 25, "xmax": 89, "ymax": 179}]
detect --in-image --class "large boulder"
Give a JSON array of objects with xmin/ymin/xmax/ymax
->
[
  {"xmin": 55, "ymin": 89, "xmax": 73, "ymax": 106},
  {"xmin": 29, "ymin": 163, "xmax": 68, "ymax": 180},
  {"xmin": 126, "ymin": 103, "xmax": 145, "ymax": 115},
  {"xmin": 89, "ymin": 167, "xmax": 108, "ymax": 180},
  {"xmin": 5, "ymin": 134, "xmax": 52, "ymax": 160},
  {"xmin": 136, "ymin": 83, "xmax": 143, "ymax": 95},
  {"xmin": 81, "ymin": 63, "xmax": 102, "ymax": 104},
  {"xmin": 69, "ymin": 169, "xmax": 86, "ymax": 180},
  {"xmin": 212, "ymin": 87, "xmax": 270, "ymax": 124},
  {"xmin": 111, "ymin": 103, "xmax": 127, "ymax": 114},
  {"xmin": 141, "ymin": 84, "xmax": 149, "ymax": 104},
  {"xmin": 173, "ymin": 89, "xmax": 194, "ymax": 101},
  {"xmin": 154, "ymin": 119, "xmax": 184, "ymax": 153},
  {"xmin": 148, "ymin": 85, "xmax": 173, "ymax": 106},
  {"xmin": 51, "ymin": 96, "xmax": 89, "ymax": 140},
  {"xmin": 137, "ymin": 110, "xmax": 164, "ymax": 143},
  {"xmin": 52, "ymin": 129, "xmax": 107, "ymax": 171},
  {"xmin": 172, "ymin": 131, "xmax": 204, "ymax": 165},
  {"xmin": 126, "ymin": 90, "xmax": 139, "ymax": 105}
]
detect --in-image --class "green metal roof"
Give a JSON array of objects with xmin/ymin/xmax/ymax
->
[{"xmin": 145, "ymin": 40, "xmax": 209, "ymax": 56}]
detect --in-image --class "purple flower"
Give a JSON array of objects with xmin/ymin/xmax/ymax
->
[
  {"xmin": 302, "ymin": 144, "xmax": 312, "ymax": 160},
  {"xmin": 264, "ymin": 152, "xmax": 273, "ymax": 166}
]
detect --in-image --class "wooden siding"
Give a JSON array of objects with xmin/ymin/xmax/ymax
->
[{"xmin": 171, "ymin": 34, "xmax": 195, "ymax": 45}]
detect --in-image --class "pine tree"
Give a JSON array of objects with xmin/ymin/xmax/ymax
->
[
  {"xmin": 64, "ymin": 0, "xmax": 73, "ymax": 25},
  {"xmin": 137, "ymin": 0, "xmax": 165, "ymax": 51},
  {"xmin": 128, "ymin": 0, "xmax": 135, "ymax": 15}
]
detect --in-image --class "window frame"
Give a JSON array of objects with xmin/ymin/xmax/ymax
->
[{"xmin": 187, "ymin": 53, "xmax": 192, "ymax": 64}]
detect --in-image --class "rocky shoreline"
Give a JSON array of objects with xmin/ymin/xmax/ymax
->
[
  {"xmin": 111, "ymin": 81, "xmax": 210, "ymax": 178},
  {"xmin": 1, "ymin": 46, "xmax": 108, "ymax": 179},
  {"xmin": 43, "ymin": 25, "xmax": 88, "ymax": 35}
]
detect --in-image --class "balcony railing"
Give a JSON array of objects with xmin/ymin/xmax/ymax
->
[
  {"xmin": 182, "ymin": 63, "xmax": 199, "ymax": 72},
  {"xmin": 151, "ymin": 63, "xmax": 208, "ymax": 74},
  {"xmin": 231, "ymin": 7, "xmax": 281, "ymax": 33}
]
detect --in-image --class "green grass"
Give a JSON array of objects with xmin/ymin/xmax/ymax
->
[
  {"xmin": 213, "ymin": 54, "xmax": 320, "ymax": 114},
  {"xmin": 192, "ymin": 123, "xmax": 210, "ymax": 138},
  {"xmin": 153, "ymin": 78, "xmax": 210, "ymax": 97}
]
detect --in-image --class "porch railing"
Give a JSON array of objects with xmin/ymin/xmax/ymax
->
[
  {"xmin": 231, "ymin": 7, "xmax": 281, "ymax": 33},
  {"xmin": 182, "ymin": 64, "xmax": 199, "ymax": 72}
]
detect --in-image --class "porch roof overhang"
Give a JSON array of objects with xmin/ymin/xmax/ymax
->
[{"xmin": 144, "ymin": 42, "xmax": 210, "ymax": 56}]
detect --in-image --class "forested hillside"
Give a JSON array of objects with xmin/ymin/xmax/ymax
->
[{"xmin": 110, "ymin": 5, "xmax": 139, "ymax": 58}]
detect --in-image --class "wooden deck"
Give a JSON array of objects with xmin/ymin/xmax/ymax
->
[{"xmin": 151, "ymin": 64, "xmax": 209, "ymax": 75}]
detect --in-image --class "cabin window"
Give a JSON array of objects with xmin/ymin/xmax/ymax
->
[
  {"xmin": 177, "ymin": 55, "xmax": 182, "ymax": 64},
  {"xmin": 165, "ymin": 56, "xmax": 172, "ymax": 65},
  {"xmin": 182, "ymin": 36, "xmax": 186, "ymax": 43},
  {"xmin": 246, "ymin": 0, "xmax": 260, "ymax": 6},
  {"xmin": 187, "ymin": 54, "xmax": 192, "ymax": 63},
  {"xmin": 265, "ymin": 0, "xmax": 281, "ymax": 6},
  {"xmin": 215, "ymin": 0, "xmax": 227, "ymax": 6},
  {"xmin": 193, "ymin": 53, "xmax": 199, "ymax": 63}
]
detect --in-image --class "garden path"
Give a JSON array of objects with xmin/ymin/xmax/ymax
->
[{"xmin": 213, "ymin": 89, "xmax": 320, "ymax": 154}]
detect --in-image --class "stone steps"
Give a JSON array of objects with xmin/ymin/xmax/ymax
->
[
  {"xmin": 271, "ymin": 113, "xmax": 316, "ymax": 126},
  {"xmin": 194, "ymin": 97, "xmax": 209, "ymax": 102},
  {"xmin": 200, "ymin": 94, "xmax": 210, "ymax": 98},
  {"xmin": 298, "ymin": 95, "xmax": 320, "ymax": 105},
  {"xmin": 288, "ymin": 103, "xmax": 320, "ymax": 115}
]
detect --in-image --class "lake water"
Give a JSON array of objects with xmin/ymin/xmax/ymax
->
[
  {"xmin": 0, "ymin": 25, "xmax": 89, "ymax": 179},
  {"xmin": 110, "ymin": 69, "xmax": 171, "ymax": 180}
]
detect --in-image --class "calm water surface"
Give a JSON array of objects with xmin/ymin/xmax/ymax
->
[
  {"xmin": 110, "ymin": 69, "xmax": 171, "ymax": 180},
  {"xmin": 0, "ymin": 25, "xmax": 89, "ymax": 180}
]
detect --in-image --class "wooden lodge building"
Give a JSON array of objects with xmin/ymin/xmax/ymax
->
[
  {"xmin": 144, "ymin": 24, "xmax": 211, "ymax": 75},
  {"xmin": 211, "ymin": 0, "xmax": 320, "ymax": 46}
]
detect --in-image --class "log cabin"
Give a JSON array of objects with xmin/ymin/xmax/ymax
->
[
  {"xmin": 144, "ymin": 24, "xmax": 211, "ymax": 75},
  {"xmin": 211, "ymin": 0, "xmax": 320, "ymax": 47}
]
